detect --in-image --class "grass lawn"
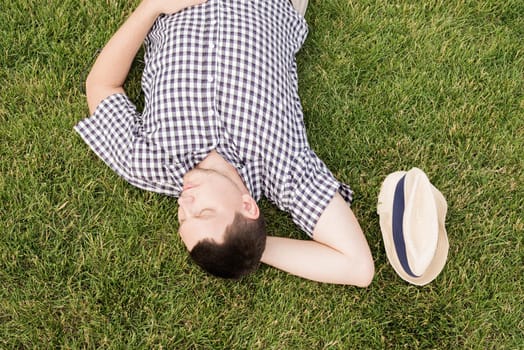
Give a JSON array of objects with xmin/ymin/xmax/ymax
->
[{"xmin": 1, "ymin": 0, "xmax": 522, "ymax": 348}]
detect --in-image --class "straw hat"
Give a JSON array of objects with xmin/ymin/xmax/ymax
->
[{"xmin": 377, "ymin": 168, "xmax": 449, "ymax": 285}]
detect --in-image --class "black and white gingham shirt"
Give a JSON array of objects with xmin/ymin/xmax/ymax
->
[{"xmin": 75, "ymin": 0, "xmax": 353, "ymax": 236}]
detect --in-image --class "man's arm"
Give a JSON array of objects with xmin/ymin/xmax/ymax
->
[
  {"xmin": 85, "ymin": 0, "xmax": 206, "ymax": 114},
  {"xmin": 260, "ymin": 193, "xmax": 374, "ymax": 286}
]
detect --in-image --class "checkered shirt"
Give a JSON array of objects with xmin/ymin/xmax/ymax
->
[{"xmin": 75, "ymin": 0, "xmax": 353, "ymax": 236}]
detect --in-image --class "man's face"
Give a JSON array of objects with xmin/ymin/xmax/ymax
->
[{"xmin": 177, "ymin": 168, "xmax": 244, "ymax": 251}]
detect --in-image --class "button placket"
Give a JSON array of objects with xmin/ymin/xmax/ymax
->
[{"xmin": 208, "ymin": 1, "xmax": 221, "ymax": 139}]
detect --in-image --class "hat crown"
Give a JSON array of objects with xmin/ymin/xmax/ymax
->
[{"xmin": 403, "ymin": 170, "xmax": 439, "ymax": 276}]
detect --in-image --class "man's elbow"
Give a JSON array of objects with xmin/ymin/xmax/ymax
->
[
  {"xmin": 353, "ymin": 254, "xmax": 375, "ymax": 288},
  {"xmin": 85, "ymin": 74, "xmax": 99, "ymax": 114},
  {"xmin": 85, "ymin": 71, "xmax": 98, "ymax": 98},
  {"xmin": 85, "ymin": 74, "xmax": 123, "ymax": 115}
]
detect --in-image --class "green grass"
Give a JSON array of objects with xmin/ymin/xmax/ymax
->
[{"xmin": 1, "ymin": 0, "xmax": 523, "ymax": 348}]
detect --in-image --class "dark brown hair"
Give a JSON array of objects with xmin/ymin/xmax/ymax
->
[{"xmin": 189, "ymin": 212, "xmax": 266, "ymax": 279}]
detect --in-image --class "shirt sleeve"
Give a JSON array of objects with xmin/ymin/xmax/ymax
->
[
  {"xmin": 74, "ymin": 93, "xmax": 182, "ymax": 196},
  {"xmin": 282, "ymin": 148, "xmax": 354, "ymax": 237}
]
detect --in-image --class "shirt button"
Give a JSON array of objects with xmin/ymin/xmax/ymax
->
[
  {"xmin": 208, "ymin": 109, "xmax": 214, "ymax": 117},
  {"xmin": 210, "ymin": 19, "xmax": 217, "ymax": 25},
  {"xmin": 207, "ymin": 76, "xmax": 214, "ymax": 83},
  {"xmin": 209, "ymin": 43, "xmax": 216, "ymax": 49}
]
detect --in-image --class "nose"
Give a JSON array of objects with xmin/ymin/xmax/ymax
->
[
  {"xmin": 177, "ymin": 194, "xmax": 194, "ymax": 222},
  {"xmin": 177, "ymin": 194, "xmax": 194, "ymax": 206}
]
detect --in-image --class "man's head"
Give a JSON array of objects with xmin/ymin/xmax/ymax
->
[
  {"xmin": 190, "ymin": 212, "xmax": 266, "ymax": 278},
  {"xmin": 177, "ymin": 167, "xmax": 266, "ymax": 278}
]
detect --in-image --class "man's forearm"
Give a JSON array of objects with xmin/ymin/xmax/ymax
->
[
  {"xmin": 260, "ymin": 193, "xmax": 374, "ymax": 287},
  {"xmin": 85, "ymin": 0, "xmax": 207, "ymax": 113},
  {"xmin": 261, "ymin": 236, "xmax": 372, "ymax": 286},
  {"xmin": 86, "ymin": 0, "xmax": 160, "ymax": 113}
]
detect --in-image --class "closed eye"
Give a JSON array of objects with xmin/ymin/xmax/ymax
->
[{"xmin": 198, "ymin": 209, "xmax": 216, "ymax": 218}]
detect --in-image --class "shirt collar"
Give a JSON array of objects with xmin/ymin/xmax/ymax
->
[{"xmin": 238, "ymin": 159, "xmax": 263, "ymax": 201}]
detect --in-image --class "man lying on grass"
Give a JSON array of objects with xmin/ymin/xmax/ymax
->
[{"xmin": 75, "ymin": 0, "xmax": 374, "ymax": 286}]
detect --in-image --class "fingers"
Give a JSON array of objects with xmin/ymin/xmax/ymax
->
[{"xmin": 144, "ymin": 0, "xmax": 207, "ymax": 16}]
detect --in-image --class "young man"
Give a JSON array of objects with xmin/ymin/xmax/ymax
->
[{"xmin": 75, "ymin": 0, "xmax": 374, "ymax": 286}]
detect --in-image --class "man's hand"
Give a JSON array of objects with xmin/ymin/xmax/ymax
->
[{"xmin": 144, "ymin": 0, "xmax": 207, "ymax": 17}]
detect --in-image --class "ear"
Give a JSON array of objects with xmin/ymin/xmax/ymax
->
[{"xmin": 240, "ymin": 194, "xmax": 260, "ymax": 219}]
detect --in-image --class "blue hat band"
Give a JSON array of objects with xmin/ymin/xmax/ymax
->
[{"xmin": 392, "ymin": 175, "xmax": 420, "ymax": 278}]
